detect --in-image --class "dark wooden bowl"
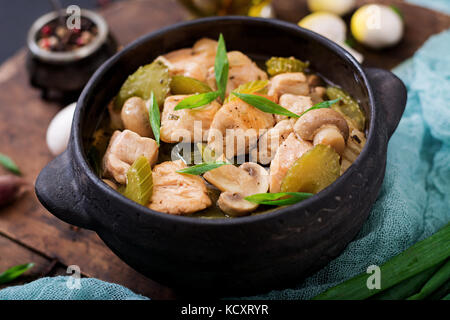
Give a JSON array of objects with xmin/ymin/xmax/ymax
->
[{"xmin": 35, "ymin": 17, "xmax": 407, "ymax": 296}]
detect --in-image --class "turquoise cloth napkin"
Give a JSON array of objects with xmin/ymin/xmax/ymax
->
[
  {"xmin": 0, "ymin": 276, "xmax": 148, "ymax": 300},
  {"xmin": 1, "ymin": 4, "xmax": 449, "ymax": 301}
]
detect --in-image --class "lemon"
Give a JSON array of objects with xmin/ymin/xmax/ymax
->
[
  {"xmin": 307, "ymin": 0, "xmax": 356, "ymax": 16},
  {"xmin": 248, "ymin": 0, "xmax": 274, "ymax": 18},
  {"xmin": 351, "ymin": 4, "xmax": 404, "ymax": 49}
]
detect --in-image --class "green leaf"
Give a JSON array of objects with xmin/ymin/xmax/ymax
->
[
  {"xmin": 174, "ymin": 91, "xmax": 220, "ymax": 110},
  {"xmin": 232, "ymin": 92, "xmax": 300, "ymax": 118},
  {"xmin": 215, "ymin": 33, "xmax": 229, "ymax": 101},
  {"xmin": 313, "ymin": 223, "xmax": 450, "ymax": 300},
  {"xmin": 224, "ymin": 80, "xmax": 269, "ymax": 104},
  {"xmin": 170, "ymin": 75, "xmax": 212, "ymax": 95},
  {"xmin": 390, "ymin": 5, "xmax": 404, "ymax": 20},
  {"xmin": 148, "ymin": 91, "xmax": 161, "ymax": 145},
  {"xmin": 0, "ymin": 153, "xmax": 21, "ymax": 175},
  {"xmin": 299, "ymin": 98, "xmax": 340, "ymax": 118},
  {"xmin": 245, "ymin": 192, "xmax": 313, "ymax": 206},
  {"xmin": 177, "ymin": 162, "xmax": 229, "ymax": 175},
  {"xmin": 0, "ymin": 263, "xmax": 34, "ymax": 285}
]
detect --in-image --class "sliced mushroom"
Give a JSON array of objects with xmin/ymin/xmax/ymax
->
[
  {"xmin": 121, "ymin": 97, "xmax": 154, "ymax": 138},
  {"xmin": 204, "ymin": 162, "xmax": 269, "ymax": 216},
  {"xmin": 294, "ymin": 108, "xmax": 349, "ymax": 155},
  {"xmin": 217, "ymin": 192, "xmax": 259, "ymax": 217},
  {"xmin": 341, "ymin": 127, "xmax": 366, "ymax": 174}
]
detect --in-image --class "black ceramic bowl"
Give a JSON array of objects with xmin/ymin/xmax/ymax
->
[{"xmin": 35, "ymin": 17, "xmax": 406, "ymax": 296}]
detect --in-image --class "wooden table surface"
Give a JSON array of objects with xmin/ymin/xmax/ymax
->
[{"xmin": 0, "ymin": 0, "xmax": 449, "ymax": 299}]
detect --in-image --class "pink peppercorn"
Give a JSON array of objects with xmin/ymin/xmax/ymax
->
[{"xmin": 41, "ymin": 25, "xmax": 52, "ymax": 36}]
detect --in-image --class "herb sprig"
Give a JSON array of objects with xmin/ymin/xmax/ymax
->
[
  {"xmin": 175, "ymin": 33, "xmax": 229, "ymax": 110},
  {"xmin": 232, "ymin": 92, "xmax": 300, "ymax": 118},
  {"xmin": 176, "ymin": 162, "xmax": 229, "ymax": 175},
  {"xmin": 215, "ymin": 33, "xmax": 229, "ymax": 101},
  {"xmin": 0, "ymin": 263, "xmax": 34, "ymax": 285},
  {"xmin": 245, "ymin": 192, "xmax": 313, "ymax": 206},
  {"xmin": 0, "ymin": 153, "xmax": 21, "ymax": 175},
  {"xmin": 233, "ymin": 93, "xmax": 340, "ymax": 119},
  {"xmin": 148, "ymin": 91, "xmax": 161, "ymax": 145},
  {"xmin": 299, "ymin": 98, "xmax": 341, "ymax": 117},
  {"xmin": 174, "ymin": 91, "xmax": 220, "ymax": 110}
]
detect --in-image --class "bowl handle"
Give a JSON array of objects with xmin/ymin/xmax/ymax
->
[
  {"xmin": 364, "ymin": 68, "xmax": 407, "ymax": 138},
  {"xmin": 35, "ymin": 150, "xmax": 94, "ymax": 230}
]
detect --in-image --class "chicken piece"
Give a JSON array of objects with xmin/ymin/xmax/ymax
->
[
  {"xmin": 160, "ymin": 95, "xmax": 221, "ymax": 143},
  {"xmin": 276, "ymin": 94, "xmax": 313, "ymax": 122},
  {"xmin": 192, "ymin": 38, "xmax": 218, "ymax": 65},
  {"xmin": 206, "ymin": 51, "xmax": 268, "ymax": 96},
  {"xmin": 310, "ymin": 86, "xmax": 327, "ymax": 105},
  {"xmin": 307, "ymin": 74, "xmax": 322, "ymax": 87},
  {"xmin": 149, "ymin": 160, "xmax": 211, "ymax": 215},
  {"xmin": 269, "ymin": 133, "xmax": 313, "ymax": 193},
  {"xmin": 252, "ymin": 119, "xmax": 294, "ymax": 164},
  {"xmin": 207, "ymin": 98, "xmax": 275, "ymax": 157},
  {"xmin": 160, "ymin": 38, "xmax": 218, "ymax": 82},
  {"xmin": 102, "ymin": 130, "xmax": 159, "ymax": 184},
  {"xmin": 268, "ymin": 72, "xmax": 310, "ymax": 100}
]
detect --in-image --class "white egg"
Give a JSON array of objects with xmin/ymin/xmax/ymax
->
[
  {"xmin": 351, "ymin": 4, "xmax": 404, "ymax": 49},
  {"xmin": 307, "ymin": 0, "xmax": 356, "ymax": 16},
  {"xmin": 46, "ymin": 102, "xmax": 76, "ymax": 156}
]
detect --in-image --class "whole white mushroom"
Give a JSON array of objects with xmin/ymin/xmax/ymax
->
[
  {"xmin": 351, "ymin": 4, "xmax": 404, "ymax": 49},
  {"xmin": 46, "ymin": 102, "xmax": 76, "ymax": 156},
  {"xmin": 307, "ymin": 0, "xmax": 356, "ymax": 16}
]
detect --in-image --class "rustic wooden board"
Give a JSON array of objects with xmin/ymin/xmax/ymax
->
[{"xmin": 0, "ymin": 0, "xmax": 448, "ymax": 299}]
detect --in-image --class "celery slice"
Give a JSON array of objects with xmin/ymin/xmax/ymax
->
[{"xmin": 122, "ymin": 156, "xmax": 153, "ymax": 206}]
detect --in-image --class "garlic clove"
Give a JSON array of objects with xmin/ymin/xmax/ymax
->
[{"xmin": 46, "ymin": 102, "xmax": 76, "ymax": 156}]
